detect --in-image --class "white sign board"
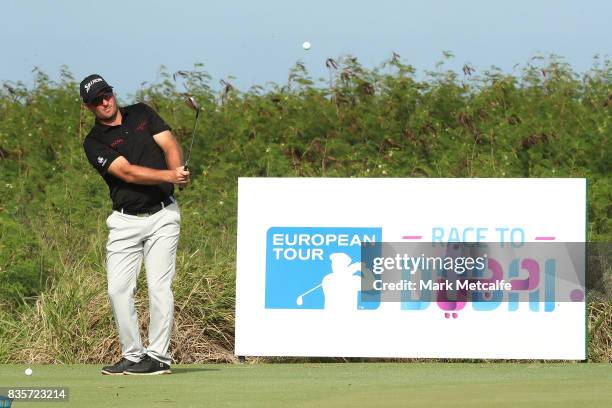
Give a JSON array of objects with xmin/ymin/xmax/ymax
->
[{"xmin": 235, "ymin": 178, "xmax": 586, "ymax": 359}]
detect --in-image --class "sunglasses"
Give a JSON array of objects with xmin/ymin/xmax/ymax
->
[{"xmin": 91, "ymin": 92, "xmax": 114, "ymax": 106}]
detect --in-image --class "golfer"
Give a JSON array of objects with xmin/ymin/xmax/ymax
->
[{"xmin": 80, "ymin": 74, "xmax": 189, "ymax": 375}]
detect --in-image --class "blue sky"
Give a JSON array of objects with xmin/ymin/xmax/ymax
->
[{"xmin": 1, "ymin": 0, "xmax": 610, "ymax": 99}]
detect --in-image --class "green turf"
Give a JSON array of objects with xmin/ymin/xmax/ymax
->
[{"xmin": 0, "ymin": 363, "xmax": 610, "ymax": 407}]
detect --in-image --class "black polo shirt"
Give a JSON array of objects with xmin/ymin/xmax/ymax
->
[{"xmin": 83, "ymin": 103, "xmax": 174, "ymax": 211}]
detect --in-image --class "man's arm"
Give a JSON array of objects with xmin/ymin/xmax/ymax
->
[
  {"xmin": 153, "ymin": 130, "xmax": 183, "ymax": 170},
  {"xmin": 108, "ymin": 156, "xmax": 189, "ymax": 185}
]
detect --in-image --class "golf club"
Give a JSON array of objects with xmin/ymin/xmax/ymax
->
[
  {"xmin": 180, "ymin": 96, "xmax": 201, "ymax": 190},
  {"xmin": 296, "ymin": 283, "xmax": 323, "ymax": 306}
]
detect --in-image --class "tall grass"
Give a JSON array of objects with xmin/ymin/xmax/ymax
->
[{"xmin": 0, "ymin": 55, "xmax": 610, "ymax": 362}]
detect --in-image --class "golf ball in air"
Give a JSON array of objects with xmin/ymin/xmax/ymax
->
[
  {"xmin": 302, "ymin": 41, "xmax": 311, "ymax": 50},
  {"xmin": 25, "ymin": 368, "xmax": 32, "ymax": 376}
]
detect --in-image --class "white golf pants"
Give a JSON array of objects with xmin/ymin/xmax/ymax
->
[{"xmin": 105, "ymin": 203, "xmax": 181, "ymax": 365}]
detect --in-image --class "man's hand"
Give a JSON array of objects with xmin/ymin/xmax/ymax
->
[{"xmin": 169, "ymin": 166, "xmax": 190, "ymax": 185}]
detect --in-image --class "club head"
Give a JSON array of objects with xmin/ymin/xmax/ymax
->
[{"xmin": 185, "ymin": 96, "xmax": 201, "ymax": 114}]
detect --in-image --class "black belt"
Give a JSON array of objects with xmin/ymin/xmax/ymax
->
[{"xmin": 119, "ymin": 196, "xmax": 174, "ymax": 217}]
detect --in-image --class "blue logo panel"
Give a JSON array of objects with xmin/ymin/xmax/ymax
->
[{"xmin": 265, "ymin": 227, "xmax": 382, "ymax": 309}]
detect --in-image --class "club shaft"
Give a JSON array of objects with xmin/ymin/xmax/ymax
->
[
  {"xmin": 298, "ymin": 283, "xmax": 322, "ymax": 298},
  {"xmin": 180, "ymin": 107, "xmax": 200, "ymax": 191},
  {"xmin": 185, "ymin": 111, "xmax": 200, "ymax": 167}
]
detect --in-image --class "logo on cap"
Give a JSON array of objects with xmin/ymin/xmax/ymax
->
[{"xmin": 84, "ymin": 78, "xmax": 103, "ymax": 94}]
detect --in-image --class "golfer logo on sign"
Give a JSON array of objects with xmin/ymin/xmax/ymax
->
[
  {"xmin": 265, "ymin": 227, "xmax": 382, "ymax": 310},
  {"xmin": 80, "ymin": 74, "xmax": 194, "ymax": 376},
  {"xmin": 295, "ymin": 253, "xmax": 362, "ymax": 311},
  {"xmin": 321, "ymin": 253, "xmax": 363, "ymax": 311}
]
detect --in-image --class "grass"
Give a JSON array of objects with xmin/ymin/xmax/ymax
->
[{"xmin": 0, "ymin": 363, "xmax": 610, "ymax": 407}]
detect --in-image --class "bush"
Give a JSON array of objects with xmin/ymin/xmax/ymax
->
[{"xmin": 0, "ymin": 55, "xmax": 610, "ymax": 362}]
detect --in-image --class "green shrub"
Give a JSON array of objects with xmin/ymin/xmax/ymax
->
[{"xmin": 0, "ymin": 55, "xmax": 610, "ymax": 362}]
